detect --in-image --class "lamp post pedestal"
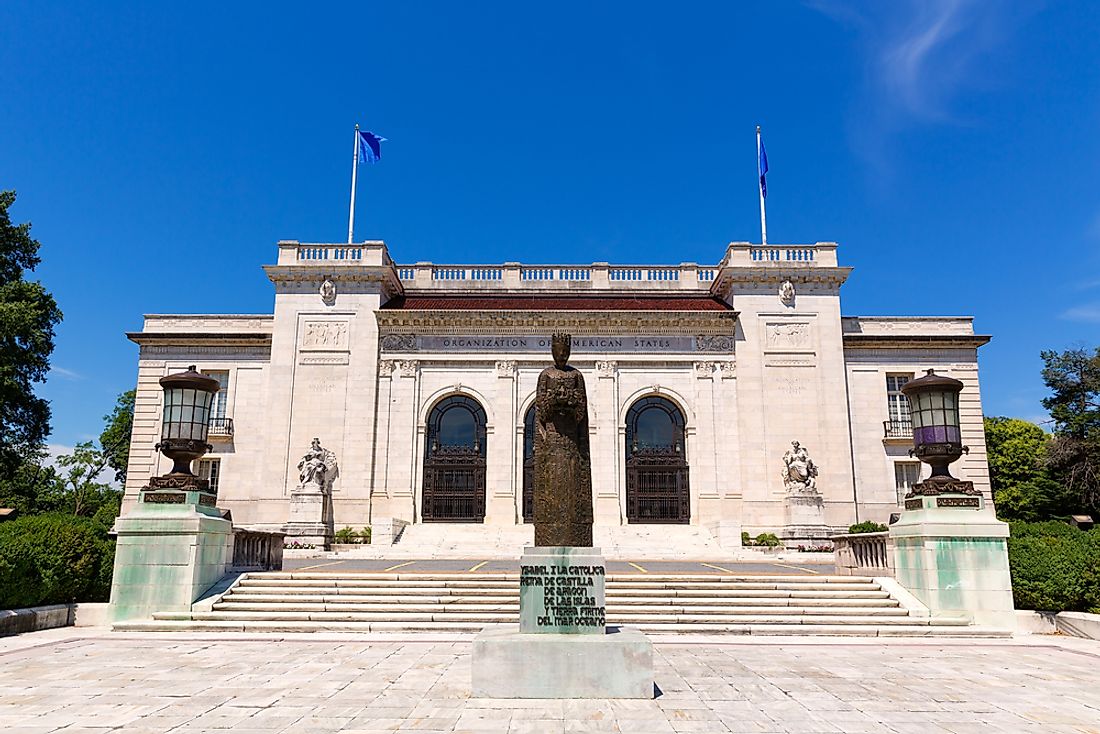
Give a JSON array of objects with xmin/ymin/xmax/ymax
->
[
  {"xmin": 890, "ymin": 482, "xmax": 1015, "ymax": 631},
  {"xmin": 108, "ymin": 484, "xmax": 233, "ymax": 624}
]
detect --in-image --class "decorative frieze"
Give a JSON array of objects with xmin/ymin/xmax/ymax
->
[
  {"xmin": 299, "ymin": 354, "xmax": 350, "ymax": 365},
  {"xmin": 378, "ymin": 333, "xmax": 735, "ymax": 354},
  {"xmin": 301, "ymin": 321, "xmax": 349, "ymax": 350},
  {"xmin": 595, "ymin": 360, "xmax": 617, "ymax": 378},
  {"xmin": 375, "ymin": 310, "xmax": 737, "ymax": 338},
  {"xmin": 694, "ymin": 335, "xmax": 734, "ymax": 352},
  {"xmin": 765, "ymin": 322, "xmax": 810, "ymax": 349}
]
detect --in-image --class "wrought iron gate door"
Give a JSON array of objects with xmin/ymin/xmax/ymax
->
[
  {"xmin": 422, "ymin": 446, "xmax": 486, "ymax": 522},
  {"xmin": 421, "ymin": 396, "xmax": 487, "ymax": 523},
  {"xmin": 626, "ymin": 449, "xmax": 690, "ymax": 523}
]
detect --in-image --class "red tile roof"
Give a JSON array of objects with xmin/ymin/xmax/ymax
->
[{"xmin": 383, "ymin": 295, "xmax": 732, "ymax": 311}]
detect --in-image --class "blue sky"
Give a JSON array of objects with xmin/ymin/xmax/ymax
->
[{"xmin": 2, "ymin": 1, "xmax": 1098, "ymax": 450}]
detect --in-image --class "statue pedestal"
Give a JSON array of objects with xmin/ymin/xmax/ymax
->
[
  {"xmin": 781, "ymin": 491, "xmax": 831, "ymax": 544},
  {"xmin": 890, "ymin": 492, "xmax": 1015, "ymax": 630},
  {"xmin": 472, "ymin": 546, "xmax": 654, "ymax": 698},
  {"xmin": 285, "ymin": 487, "xmax": 331, "ymax": 548},
  {"xmin": 109, "ymin": 488, "xmax": 233, "ymax": 623}
]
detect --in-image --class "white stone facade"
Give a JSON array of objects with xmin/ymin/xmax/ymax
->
[{"xmin": 124, "ymin": 240, "xmax": 991, "ymax": 540}]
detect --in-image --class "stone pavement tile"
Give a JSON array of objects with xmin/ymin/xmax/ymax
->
[
  {"xmin": 509, "ymin": 702, "xmax": 564, "ymax": 719},
  {"xmin": 455, "ymin": 709, "xmax": 515, "ymax": 727},
  {"xmin": 509, "ymin": 719, "xmax": 567, "ymax": 734},
  {"xmin": 668, "ymin": 720, "xmax": 731, "ymax": 733},
  {"xmin": 344, "ymin": 718, "xmax": 407, "ymax": 731},
  {"xmin": 396, "ymin": 715, "xmax": 462, "ymax": 730}
]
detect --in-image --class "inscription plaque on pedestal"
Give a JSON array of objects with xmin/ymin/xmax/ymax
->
[{"xmin": 519, "ymin": 547, "xmax": 606, "ymax": 634}]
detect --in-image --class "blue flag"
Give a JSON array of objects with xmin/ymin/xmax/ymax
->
[
  {"xmin": 358, "ymin": 130, "xmax": 385, "ymax": 164},
  {"xmin": 758, "ymin": 136, "xmax": 769, "ymax": 199}
]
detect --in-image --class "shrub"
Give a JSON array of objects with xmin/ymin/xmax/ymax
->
[
  {"xmin": 754, "ymin": 533, "xmax": 782, "ymax": 547},
  {"xmin": 334, "ymin": 526, "xmax": 358, "ymax": 544},
  {"xmin": 359, "ymin": 526, "xmax": 371, "ymax": 544},
  {"xmin": 848, "ymin": 521, "xmax": 888, "ymax": 534},
  {"xmin": 741, "ymin": 531, "xmax": 752, "ymax": 546},
  {"xmin": 0, "ymin": 513, "xmax": 115, "ymax": 610},
  {"xmin": 1007, "ymin": 522, "xmax": 1100, "ymax": 613}
]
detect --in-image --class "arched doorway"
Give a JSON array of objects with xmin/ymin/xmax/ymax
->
[
  {"xmin": 422, "ymin": 395, "xmax": 487, "ymax": 522},
  {"xmin": 521, "ymin": 405, "xmax": 535, "ymax": 523},
  {"xmin": 625, "ymin": 396, "xmax": 690, "ymax": 523}
]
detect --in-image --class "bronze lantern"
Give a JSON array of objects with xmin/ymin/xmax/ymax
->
[
  {"xmin": 901, "ymin": 369, "xmax": 970, "ymax": 491},
  {"xmin": 156, "ymin": 365, "xmax": 220, "ymax": 478}
]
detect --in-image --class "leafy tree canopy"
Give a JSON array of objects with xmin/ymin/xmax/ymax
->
[
  {"xmin": 0, "ymin": 190, "xmax": 63, "ymax": 475},
  {"xmin": 99, "ymin": 389, "xmax": 135, "ymax": 484},
  {"xmin": 1041, "ymin": 347, "xmax": 1100, "ymax": 512},
  {"xmin": 984, "ymin": 417, "xmax": 1049, "ymax": 494}
]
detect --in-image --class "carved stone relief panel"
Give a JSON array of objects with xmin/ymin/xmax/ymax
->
[
  {"xmin": 378, "ymin": 360, "xmax": 396, "ymax": 377},
  {"xmin": 495, "ymin": 360, "xmax": 517, "ymax": 378},
  {"xmin": 765, "ymin": 322, "xmax": 810, "ymax": 349},
  {"xmin": 693, "ymin": 361, "xmax": 715, "ymax": 379},
  {"xmin": 718, "ymin": 361, "xmax": 736, "ymax": 379},
  {"xmin": 398, "ymin": 360, "xmax": 419, "ymax": 378},
  {"xmin": 300, "ymin": 321, "xmax": 350, "ymax": 351},
  {"xmin": 595, "ymin": 360, "xmax": 617, "ymax": 378}
]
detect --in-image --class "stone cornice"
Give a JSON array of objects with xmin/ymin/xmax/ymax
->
[
  {"xmin": 710, "ymin": 267, "xmax": 852, "ymax": 299},
  {"xmin": 263, "ymin": 265, "xmax": 403, "ymax": 300},
  {"xmin": 127, "ymin": 332, "xmax": 274, "ymax": 348},
  {"xmin": 375, "ymin": 309, "xmax": 738, "ymax": 336},
  {"xmin": 842, "ymin": 334, "xmax": 991, "ymax": 350}
]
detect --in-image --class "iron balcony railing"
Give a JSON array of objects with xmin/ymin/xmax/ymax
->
[
  {"xmin": 883, "ymin": 419, "xmax": 913, "ymax": 439},
  {"xmin": 208, "ymin": 417, "xmax": 234, "ymax": 437}
]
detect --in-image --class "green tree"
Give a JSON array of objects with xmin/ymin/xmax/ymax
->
[
  {"xmin": 53, "ymin": 441, "xmax": 121, "ymax": 518},
  {"xmin": 984, "ymin": 416, "xmax": 1077, "ymax": 521},
  {"xmin": 99, "ymin": 389, "xmax": 135, "ymax": 484},
  {"xmin": 0, "ymin": 190, "xmax": 63, "ymax": 476},
  {"xmin": 1041, "ymin": 348, "xmax": 1100, "ymax": 512}
]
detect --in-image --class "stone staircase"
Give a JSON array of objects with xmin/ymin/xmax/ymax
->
[
  {"xmin": 335, "ymin": 524, "xmax": 738, "ymax": 560},
  {"xmin": 114, "ymin": 572, "xmax": 1007, "ymax": 637}
]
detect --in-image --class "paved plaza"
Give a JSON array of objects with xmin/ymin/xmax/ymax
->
[{"xmin": 2, "ymin": 630, "xmax": 1099, "ymax": 733}]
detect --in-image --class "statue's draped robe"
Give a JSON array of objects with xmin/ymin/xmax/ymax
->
[{"xmin": 533, "ymin": 365, "xmax": 594, "ymax": 547}]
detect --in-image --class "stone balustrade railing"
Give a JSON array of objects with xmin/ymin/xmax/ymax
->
[
  {"xmin": 396, "ymin": 262, "xmax": 719, "ymax": 291},
  {"xmin": 232, "ymin": 528, "xmax": 286, "ymax": 571},
  {"xmin": 831, "ymin": 532, "xmax": 893, "ymax": 577}
]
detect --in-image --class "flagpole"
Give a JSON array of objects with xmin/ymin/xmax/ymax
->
[
  {"xmin": 347, "ymin": 124, "xmax": 360, "ymax": 244},
  {"xmin": 757, "ymin": 125, "xmax": 767, "ymax": 246}
]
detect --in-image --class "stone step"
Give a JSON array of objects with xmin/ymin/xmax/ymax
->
[
  {"xmin": 225, "ymin": 586, "xmax": 893, "ymax": 600},
  {"xmin": 252, "ymin": 573, "xmax": 873, "ymax": 583},
  {"xmin": 212, "ymin": 598, "xmax": 902, "ymax": 616},
  {"xmin": 234, "ymin": 580, "xmax": 882, "ymax": 592},
  {"xmin": 166, "ymin": 610, "xmax": 929, "ymax": 625},
  {"xmin": 206, "ymin": 607, "xmax": 910, "ymax": 616},
  {"xmin": 113, "ymin": 619, "xmax": 1006, "ymax": 637}
]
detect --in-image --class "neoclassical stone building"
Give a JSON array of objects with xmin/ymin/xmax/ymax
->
[{"xmin": 124, "ymin": 240, "xmax": 991, "ymax": 544}]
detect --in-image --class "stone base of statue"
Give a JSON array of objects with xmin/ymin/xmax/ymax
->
[
  {"xmin": 285, "ymin": 486, "xmax": 331, "ymax": 548},
  {"xmin": 471, "ymin": 546, "xmax": 654, "ymax": 699},
  {"xmin": 890, "ymin": 482, "xmax": 1015, "ymax": 630},
  {"xmin": 109, "ymin": 483, "xmax": 233, "ymax": 623},
  {"xmin": 781, "ymin": 490, "xmax": 831, "ymax": 544}
]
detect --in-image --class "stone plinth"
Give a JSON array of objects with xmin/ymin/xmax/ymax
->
[
  {"xmin": 781, "ymin": 492, "xmax": 831, "ymax": 543},
  {"xmin": 890, "ymin": 493, "xmax": 1016, "ymax": 630},
  {"xmin": 285, "ymin": 488, "xmax": 331, "ymax": 548},
  {"xmin": 473, "ymin": 545, "xmax": 654, "ymax": 698},
  {"xmin": 472, "ymin": 625, "xmax": 654, "ymax": 699},
  {"xmin": 109, "ymin": 489, "xmax": 233, "ymax": 623},
  {"xmin": 519, "ymin": 546, "xmax": 605, "ymax": 634}
]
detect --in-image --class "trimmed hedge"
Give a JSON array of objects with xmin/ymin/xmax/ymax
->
[
  {"xmin": 0, "ymin": 513, "xmax": 115, "ymax": 610},
  {"xmin": 848, "ymin": 521, "xmax": 888, "ymax": 534},
  {"xmin": 1007, "ymin": 521, "xmax": 1100, "ymax": 613}
]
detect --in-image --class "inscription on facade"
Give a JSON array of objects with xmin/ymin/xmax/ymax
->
[
  {"xmin": 380, "ymin": 335, "xmax": 733, "ymax": 354},
  {"xmin": 520, "ymin": 563, "xmax": 606, "ymax": 629}
]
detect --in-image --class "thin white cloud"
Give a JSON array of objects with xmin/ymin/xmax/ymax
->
[
  {"xmin": 809, "ymin": 1, "xmax": 1035, "ymax": 173},
  {"xmin": 49, "ymin": 366, "xmax": 84, "ymax": 380},
  {"xmin": 1060, "ymin": 303, "xmax": 1100, "ymax": 323}
]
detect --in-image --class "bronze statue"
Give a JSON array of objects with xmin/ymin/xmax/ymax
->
[{"xmin": 534, "ymin": 333, "xmax": 593, "ymax": 546}]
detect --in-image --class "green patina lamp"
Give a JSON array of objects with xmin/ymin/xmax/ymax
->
[{"xmin": 150, "ymin": 365, "xmax": 220, "ymax": 493}]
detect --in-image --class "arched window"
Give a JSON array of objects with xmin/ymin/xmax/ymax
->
[
  {"xmin": 422, "ymin": 396, "xmax": 487, "ymax": 522},
  {"xmin": 625, "ymin": 396, "xmax": 690, "ymax": 523},
  {"xmin": 521, "ymin": 405, "xmax": 535, "ymax": 523}
]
